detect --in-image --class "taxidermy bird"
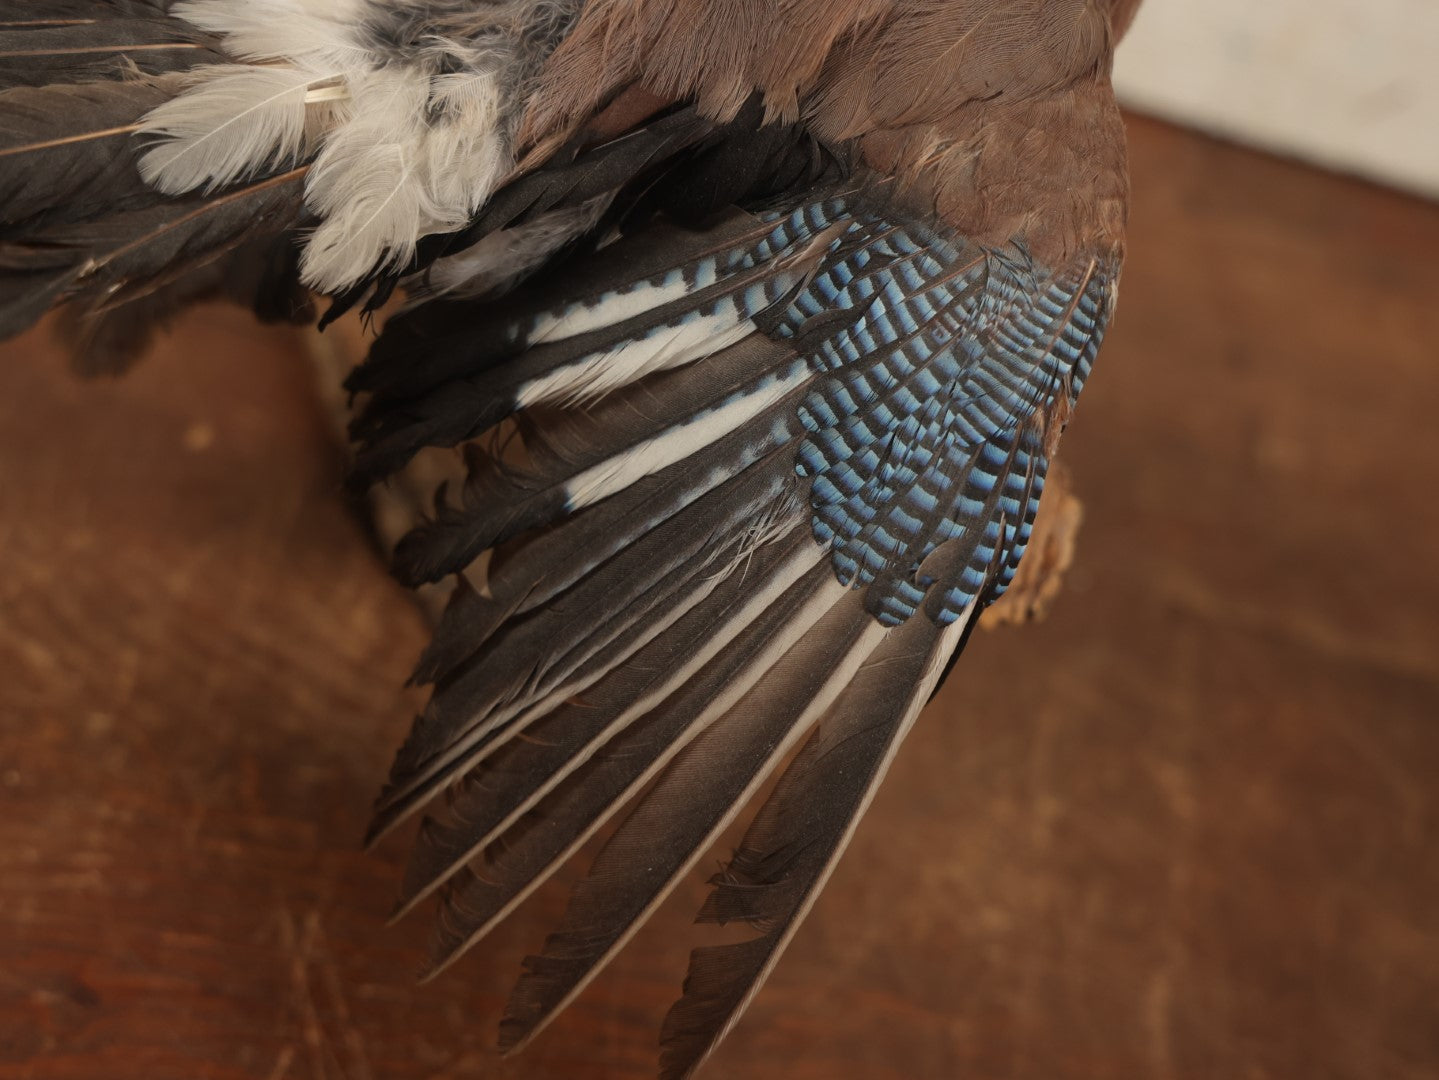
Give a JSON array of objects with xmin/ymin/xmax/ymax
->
[{"xmin": 0, "ymin": 0, "xmax": 1141, "ymax": 1075}]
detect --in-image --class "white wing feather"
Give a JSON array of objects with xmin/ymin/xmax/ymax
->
[
  {"xmin": 138, "ymin": 64, "xmax": 324, "ymax": 194},
  {"xmin": 136, "ymin": 0, "xmax": 579, "ymax": 291}
]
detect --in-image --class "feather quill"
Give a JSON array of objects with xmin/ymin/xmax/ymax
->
[
  {"xmin": 55, "ymin": 227, "xmax": 307, "ymax": 374},
  {"xmin": 0, "ymin": 166, "xmax": 303, "ymax": 339},
  {"xmin": 0, "ymin": 20, "xmax": 220, "ymax": 88}
]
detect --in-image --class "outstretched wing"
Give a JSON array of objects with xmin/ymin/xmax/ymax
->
[
  {"xmin": 0, "ymin": 2, "xmax": 1131, "ymax": 1076},
  {"xmin": 352, "ymin": 174, "xmax": 1116, "ymax": 1077}
]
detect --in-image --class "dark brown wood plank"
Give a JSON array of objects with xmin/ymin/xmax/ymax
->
[{"xmin": 1, "ymin": 115, "xmax": 1437, "ymax": 1079}]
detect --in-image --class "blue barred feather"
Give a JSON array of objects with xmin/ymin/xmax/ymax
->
[
  {"xmin": 369, "ymin": 194, "xmax": 1112, "ymax": 628},
  {"xmin": 745, "ymin": 197, "xmax": 1112, "ymax": 625}
]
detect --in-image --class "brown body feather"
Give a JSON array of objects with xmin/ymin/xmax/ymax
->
[{"xmin": 522, "ymin": 0, "xmax": 1130, "ymax": 261}]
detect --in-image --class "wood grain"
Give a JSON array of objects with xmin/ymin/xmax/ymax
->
[{"xmin": 2, "ymin": 116, "xmax": 1437, "ymax": 1079}]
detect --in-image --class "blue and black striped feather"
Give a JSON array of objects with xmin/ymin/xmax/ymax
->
[
  {"xmin": 756, "ymin": 199, "xmax": 1110, "ymax": 623},
  {"xmin": 362, "ymin": 194, "xmax": 1112, "ymax": 625},
  {"xmin": 362, "ymin": 189, "xmax": 1112, "ymax": 834},
  {"xmin": 357, "ymin": 188, "xmax": 1114, "ymax": 1073}
]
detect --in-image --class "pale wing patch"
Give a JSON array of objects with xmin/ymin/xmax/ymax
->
[
  {"xmin": 137, "ymin": 0, "xmax": 580, "ymax": 292},
  {"xmin": 138, "ymin": 64, "xmax": 327, "ymax": 194}
]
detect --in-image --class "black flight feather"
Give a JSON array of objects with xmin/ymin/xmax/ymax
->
[
  {"xmin": 394, "ymin": 526, "xmax": 821, "ymax": 922},
  {"xmin": 5, "ymin": 0, "xmax": 175, "ymax": 23},
  {"xmin": 657, "ymin": 608, "xmax": 965, "ymax": 1080},
  {"xmin": 497, "ymin": 585, "xmax": 878, "ymax": 1054},
  {"xmin": 0, "ymin": 19, "xmax": 221, "ymax": 88},
  {"xmin": 0, "ymin": 79, "xmax": 172, "ymax": 227},
  {"xmin": 367, "ymin": 446, "xmax": 805, "ymax": 846},
  {"xmin": 56, "ymin": 228, "xmax": 310, "ymax": 375},
  {"xmin": 422, "ymin": 551, "xmax": 839, "ymax": 981},
  {"xmin": 0, "ymin": 167, "xmax": 305, "ymax": 341},
  {"xmin": 344, "ymin": 211, "xmax": 770, "ymax": 402},
  {"xmin": 347, "ymin": 216, "xmax": 828, "ymax": 486},
  {"xmin": 387, "ymin": 333, "xmax": 796, "ymax": 587}
]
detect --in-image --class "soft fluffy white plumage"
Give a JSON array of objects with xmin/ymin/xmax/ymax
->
[
  {"xmin": 135, "ymin": 0, "xmax": 578, "ymax": 292},
  {"xmin": 300, "ymin": 67, "xmax": 436, "ymax": 287},
  {"xmin": 138, "ymin": 64, "xmax": 327, "ymax": 193},
  {"xmin": 424, "ymin": 72, "xmax": 507, "ymax": 215},
  {"xmin": 169, "ymin": 0, "xmax": 372, "ymax": 72}
]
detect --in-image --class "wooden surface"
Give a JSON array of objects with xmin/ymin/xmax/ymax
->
[{"xmin": 3, "ymin": 116, "xmax": 1438, "ymax": 1079}]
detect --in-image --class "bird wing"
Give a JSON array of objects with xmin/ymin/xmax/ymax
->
[
  {"xmin": 354, "ymin": 169, "xmax": 1118, "ymax": 1080},
  {"xmin": 0, "ymin": 2, "xmax": 1132, "ymax": 1076}
]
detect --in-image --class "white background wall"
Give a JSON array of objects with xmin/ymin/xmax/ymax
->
[{"xmin": 1113, "ymin": 0, "xmax": 1439, "ymax": 199}]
